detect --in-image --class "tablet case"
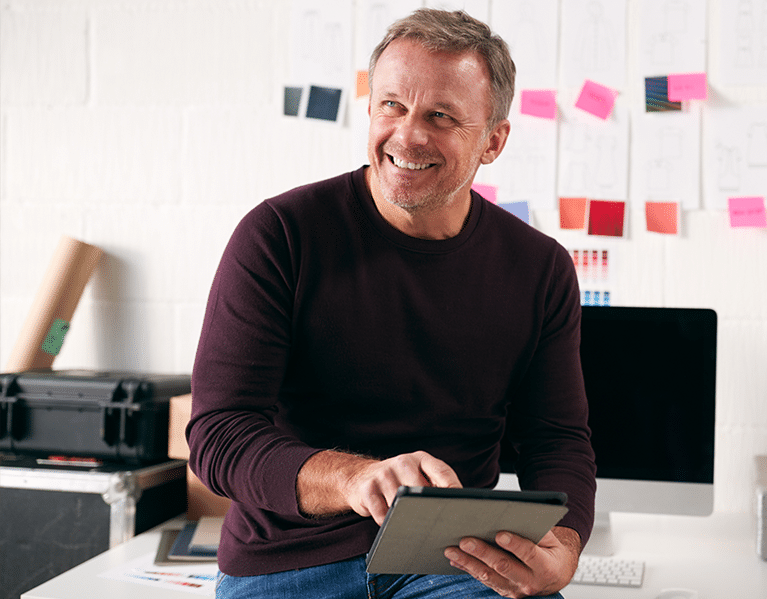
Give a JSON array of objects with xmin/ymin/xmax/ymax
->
[{"xmin": 365, "ymin": 486, "xmax": 569, "ymax": 575}]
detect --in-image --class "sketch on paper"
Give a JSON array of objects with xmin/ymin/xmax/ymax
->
[
  {"xmin": 490, "ymin": 0, "xmax": 559, "ymax": 90},
  {"xmin": 704, "ymin": 106, "xmax": 767, "ymax": 209},
  {"xmin": 631, "ymin": 108, "xmax": 701, "ymax": 210},
  {"xmin": 291, "ymin": 0, "xmax": 353, "ymax": 90},
  {"xmin": 719, "ymin": 0, "xmax": 767, "ymax": 86},
  {"xmin": 558, "ymin": 102, "xmax": 629, "ymax": 202},
  {"xmin": 638, "ymin": 0, "xmax": 707, "ymax": 76},
  {"xmin": 478, "ymin": 113, "xmax": 558, "ymax": 211},
  {"xmin": 561, "ymin": 0, "xmax": 627, "ymax": 90}
]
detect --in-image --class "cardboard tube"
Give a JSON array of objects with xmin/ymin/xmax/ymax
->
[{"xmin": 5, "ymin": 236, "xmax": 103, "ymax": 372}]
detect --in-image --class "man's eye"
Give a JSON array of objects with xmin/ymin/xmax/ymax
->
[
  {"xmin": 434, "ymin": 112, "xmax": 447, "ymax": 118},
  {"xmin": 385, "ymin": 101, "xmax": 398, "ymax": 108}
]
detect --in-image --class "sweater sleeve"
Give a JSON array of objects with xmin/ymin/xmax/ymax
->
[
  {"xmin": 508, "ymin": 244, "xmax": 597, "ymax": 546},
  {"xmin": 187, "ymin": 202, "xmax": 320, "ymax": 519}
]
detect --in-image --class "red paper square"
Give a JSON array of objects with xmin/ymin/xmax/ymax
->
[{"xmin": 588, "ymin": 200, "xmax": 625, "ymax": 237}]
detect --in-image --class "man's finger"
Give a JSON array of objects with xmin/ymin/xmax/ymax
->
[{"xmin": 418, "ymin": 452, "xmax": 462, "ymax": 488}]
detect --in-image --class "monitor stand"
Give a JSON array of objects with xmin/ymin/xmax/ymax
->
[{"xmin": 582, "ymin": 511, "xmax": 615, "ymax": 556}]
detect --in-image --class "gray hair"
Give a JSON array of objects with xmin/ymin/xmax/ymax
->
[{"xmin": 368, "ymin": 9, "xmax": 516, "ymax": 128}]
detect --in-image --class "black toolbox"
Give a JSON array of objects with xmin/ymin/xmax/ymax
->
[
  {"xmin": 0, "ymin": 454, "xmax": 187, "ymax": 599},
  {"xmin": 0, "ymin": 370, "xmax": 191, "ymax": 463}
]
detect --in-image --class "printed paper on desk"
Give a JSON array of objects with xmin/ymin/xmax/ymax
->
[
  {"xmin": 667, "ymin": 73, "xmax": 707, "ymax": 101},
  {"xmin": 520, "ymin": 90, "xmax": 557, "ymax": 120},
  {"xmin": 575, "ymin": 80, "xmax": 617, "ymax": 120},
  {"xmin": 728, "ymin": 196, "xmax": 767, "ymax": 228}
]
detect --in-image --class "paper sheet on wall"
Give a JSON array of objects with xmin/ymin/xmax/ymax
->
[
  {"xmin": 630, "ymin": 105, "xmax": 701, "ymax": 209},
  {"xmin": 637, "ymin": 0, "xmax": 707, "ymax": 78},
  {"xmin": 355, "ymin": 0, "xmax": 423, "ymax": 73},
  {"xmin": 718, "ymin": 0, "xmax": 767, "ymax": 86},
  {"xmin": 704, "ymin": 106, "xmax": 767, "ymax": 210},
  {"xmin": 424, "ymin": 0, "xmax": 490, "ymax": 24},
  {"xmin": 490, "ymin": 0, "xmax": 559, "ymax": 91},
  {"xmin": 290, "ymin": 0, "xmax": 353, "ymax": 90},
  {"xmin": 557, "ymin": 98, "xmax": 629, "ymax": 201},
  {"xmin": 478, "ymin": 110, "xmax": 558, "ymax": 210},
  {"xmin": 560, "ymin": 0, "xmax": 628, "ymax": 91}
]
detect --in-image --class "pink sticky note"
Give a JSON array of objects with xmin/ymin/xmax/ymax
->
[
  {"xmin": 520, "ymin": 90, "xmax": 557, "ymax": 120},
  {"xmin": 471, "ymin": 183, "xmax": 498, "ymax": 204},
  {"xmin": 667, "ymin": 73, "xmax": 707, "ymax": 101},
  {"xmin": 728, "ymin": 196, "xmax": 767, "ymax": 228},
  {"xmin": 575, "ymin": 80, "xmax": 617, "ymax": 120}
]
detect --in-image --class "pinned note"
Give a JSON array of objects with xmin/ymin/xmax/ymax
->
[
  {"xmin": 645, "ymin": 201, "xmax": 679, "ymax": 234},
  {"xmin": 588, "ymin": 200, "xmax": 626, "ymax": 237},
  {"xmin": 356, "ymin": 71, "xmax": 370, "ymax": 98},
  {"xmin": 520, "ymin": 90, "xmax": 557, "ymax": 120},
  {"xmin": 575, "ymin": 80, "xmax": 617, "ymax": 120},
  {"xmin": 499, "ymin": 202, "xmax": 530, "ymax": 224},
  {"xmin": 472, "ymin": 183, "xmax": 498, "ymax": 204},
  {"xmin": 667, "ymin": 73, "xmax": 707, "ymax": 101},
  {"xmin": 559, "ymin": 197, "xmax": 588, "ymax": 230},
  {"xmin": 728, "ymin": 196, "xmax": 767, "ymax": 228}
]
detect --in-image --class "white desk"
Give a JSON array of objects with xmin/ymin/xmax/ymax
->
[
  {"xmin": 22, "ymin": 513, "xmax": 767, "ymax": 599},
  {"xmin": 563, "ymin": 512, "xmax": 767, "ymax": 597}
]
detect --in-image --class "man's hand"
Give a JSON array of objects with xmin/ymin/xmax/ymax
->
[
  {"xmin": 297, "ymin": 450, "xmax": 462, "ymax": 525},
  {"xmin": 443, "ymin": 526, "xmax": 581, "ymax": 598}
]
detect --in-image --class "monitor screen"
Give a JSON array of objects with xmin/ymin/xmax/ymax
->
[
  {"xmin": 497, "ymin": 306, "xmax": 717, "ymax": 554},
  {"xmin": 581, "ymin": 305, "xmax": 716, "ymax": 486}
]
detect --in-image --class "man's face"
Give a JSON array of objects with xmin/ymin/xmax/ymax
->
[{"xmin": 367, "ymin": 38, "xmax": 507, "ymax": 214}]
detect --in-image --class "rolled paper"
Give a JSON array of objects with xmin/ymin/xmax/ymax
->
[{"xmin": 5, "ymin": 235, "xmax": 102, "ymax": 372}]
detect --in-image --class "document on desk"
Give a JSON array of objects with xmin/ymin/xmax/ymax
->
[{"xmin": 98, "ymin": 552, "xmax": 217, "ymax": 596}]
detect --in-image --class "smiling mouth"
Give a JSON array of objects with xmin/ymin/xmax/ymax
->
[{"xmin": 388, "ymin": 154, "xmax": 436, "ymax": 171}]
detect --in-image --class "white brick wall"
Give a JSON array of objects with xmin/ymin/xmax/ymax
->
[{"xmin": 1, "ymin": 0, "xmax": 766, "ymax": 517}]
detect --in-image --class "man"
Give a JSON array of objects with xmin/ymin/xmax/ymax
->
[{"xmin": 189, "ymin": 9, "xmax": 596, "ymax": 599}]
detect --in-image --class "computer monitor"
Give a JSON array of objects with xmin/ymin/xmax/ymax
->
[{"xmin": 497, "ymin": 306, "xmax": 717, "ymax": 555}]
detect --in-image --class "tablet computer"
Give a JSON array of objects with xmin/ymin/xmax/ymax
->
[{"xmin": 365, "ymin": 486, "xmax": 568, "ymax": 575}]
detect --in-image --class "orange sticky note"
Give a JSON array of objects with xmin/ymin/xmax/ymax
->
[
  {"xmin": 667, "ymin": 73, "xmax": 707, "ymax": 101},
  {"xmin": 645, "ymin": 201, "xmax": 679, "ymax": 234},
  {"xmin": 559, "ymin": 197, "xmax": 588, "ymax": 230},
  {"xmin": 588, "ymin": 200, "xmax": 625, "ymax": 237},
  {"xmin": 356, "ymin": 70, "xmax": 370, "ymax": 98}
]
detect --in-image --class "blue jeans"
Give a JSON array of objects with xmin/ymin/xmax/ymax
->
[{"xmin": 216, "ymin": 556, "xmax": 565, "ymax": 599}]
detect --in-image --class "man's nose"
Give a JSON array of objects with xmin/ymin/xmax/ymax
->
[{"xmin": 393, "ymin": 113, "xmax": 429, "ymax": 147}]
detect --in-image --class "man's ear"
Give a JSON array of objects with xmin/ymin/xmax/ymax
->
[{"xmin": 480, "ymin": 119, "xmax": 511, "ymax": 165}]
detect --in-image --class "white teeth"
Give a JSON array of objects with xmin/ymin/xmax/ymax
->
[{"xmin": 391, "ymin": 156, "xmax": 432, "ymax": 170}]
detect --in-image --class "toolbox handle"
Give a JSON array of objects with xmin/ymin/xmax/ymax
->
[
  {"xmin": 0, "ymin": 375, "xmax": 20, "ymax": 441},
  {"xmin": 100, "ymin": 380, "xmax": 146, "ymax": 452}
]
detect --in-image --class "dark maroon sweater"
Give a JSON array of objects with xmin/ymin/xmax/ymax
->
[{"xmin": 188, "ymin": 167, "xmax": 596, "ymax": 577}]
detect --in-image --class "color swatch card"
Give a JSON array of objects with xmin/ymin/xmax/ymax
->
[
  {"xmin": 588, "ymin": 200, "xmax": 626, "ymax": 237},
  {"xmin": 645, "ymin": 201, "xmax": 680, "ymax": 235},
  {"xmin": 559, "ymin": 197, "xmax": 588, "ymax": 230}
]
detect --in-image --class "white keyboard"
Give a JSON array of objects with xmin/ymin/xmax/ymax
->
[{"xmin": 570, "ymin": 556, "xmax": 645, "ymax": 588}]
